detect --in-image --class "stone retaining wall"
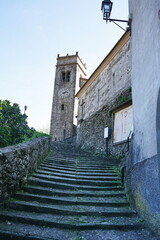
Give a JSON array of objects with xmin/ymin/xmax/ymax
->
[{"xmin": 0, "ymin": 136, "xmax": 51, "ymax": 203}]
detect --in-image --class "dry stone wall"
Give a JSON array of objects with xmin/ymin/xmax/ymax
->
[{"xmin": 0, "ymin": 136, "xmax": 50, "ymax": 203}]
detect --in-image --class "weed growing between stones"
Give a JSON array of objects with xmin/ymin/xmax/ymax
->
[
  {"xmin": 72, "ymin": 236, "xmax": 82, "ymax": 240},
  {"xmin": 75, "ymin": 157, "xmax": 79, "ymax": 170},
  {"xmin": 111, "ymin": 166, "xmax": 121, "ymax": 176},
  {"xmin": 137, "ymin": 218, "xmax": 145, "ymax": 223}
]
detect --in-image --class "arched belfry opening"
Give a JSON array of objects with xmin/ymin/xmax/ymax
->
[{"xmin": 157, "ymin": 88, "xmax": 160, "ymax": 186}]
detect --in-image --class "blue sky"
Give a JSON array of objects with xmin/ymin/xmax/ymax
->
[{"xmin": 0, "ymin": 0, "xmax": 128, "ymax": 130}]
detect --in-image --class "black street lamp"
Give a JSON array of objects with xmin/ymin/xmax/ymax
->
[
  {"xmin": 24, "ymin": 105, "xmax": 27, "ymax": 114},
  {"xmin": 101, "ymin": 0, "xmax": 128, "ymax": 31}
]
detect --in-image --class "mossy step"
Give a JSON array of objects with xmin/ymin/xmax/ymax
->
[
  {"xmin": 0, "ymin": 221, "xmax": 76, "ymax": 240},
  {"xmin": 48, "ymin": 157, "xmax": 119, "ymax": 163},
  {"xmin": 6, "ymin": 200, "xmax": 134, "ymax": 216},
  {"xmin": 43, "ymin": 163, "xmax": 119, "ymax": 169},
  {"xmin": 49, "ymin": 154, "xmax": 105, "ymax": 158},
  {"xmin": 16, "ymin": 191, "xmax": 128, "ymax": 202},
  {"xmin": 23, "ymin": 185, "xmax": 126, "ymax": 198},
  {"xmin": 44, "ymin": 161, "xmax": 75, "ymax": 166},
  {"xmin": 43, "ymin": 160, "xmax": 119, "ymax": 167},
  {"xmin": 0, "ymin": 230, "xmax": 57, "ymax": 240},
  {"xmin": 13, "ymin": 193, "xmax": 129, "ymax": 207},
  {"xmin": 31, "ymin": 173, "xmax": 121, "ymax": 186},
  {"xmin": 39, "ymin": 166, "xmax": 118, "ymax": 176},
  {"xmin": 46, "ymin": 161, "xmax": 119, "ymax": 167},
  {"xmin": 41, "ymin": 163, "xmax": 118, "ymax": 171},
  {"xmin": 0, "ymin": 210, "xmax": 140, "ymax": 230},
  {"xmin": 39, "ymin": 165, "xmax": 118, "ymax": 174},
  {"xmin": 36, "ymin": 169, "xmax": 118, "ymax": 180},
  {"xmin": 28, "ymin": 177, "xmax": 123, "ymax": 191}
]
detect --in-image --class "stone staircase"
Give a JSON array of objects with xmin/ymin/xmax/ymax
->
[{"xmin": 0, "ymin": 142, "xmax": 158, "ymax": 240}]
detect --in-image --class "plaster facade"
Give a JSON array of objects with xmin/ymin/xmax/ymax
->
[
  {"xmin": 127, "ymin": 0, "xmax": 160, "ymax": 234},
  {"xmin": 76, "ymin": 31, "xmax": 132, "ymax": 154},
  {"xmin": 50, "ymin": 52, "xmax": 86, "ymax": 141}
]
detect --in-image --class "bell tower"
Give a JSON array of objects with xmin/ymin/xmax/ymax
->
[{"xmin": 50, "ymin": 52, "xmax": 87, "ymax": 141}]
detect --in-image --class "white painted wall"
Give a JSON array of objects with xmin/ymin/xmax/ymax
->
[{"xmin": 130, "ymin": 0, "xmax": 160, "ymax": 161}]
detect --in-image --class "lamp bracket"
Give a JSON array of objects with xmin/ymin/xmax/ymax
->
[
  {"xmin": 106, "ymin": 18, "xmax": 129, "ymax": 31},
  {"xmin": 108, "ymin": 18, "xmax": 128, "ymax": 23}
]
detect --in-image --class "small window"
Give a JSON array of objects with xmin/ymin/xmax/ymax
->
[
  {"xmin": 66, "ymin": 71, "xmax": 70, "ymax": 82},
  {"xmin": 62, "ymin": 72, "xmax": 66, "ymax": 81},
  {"xmin": 61, "ymin": 104, "xmax": 64, "ymax": 110},
  {"xmin": 98, "ymin": 89, "xmax": 100, "ymax": 103},
  {"xmin": 112, "ymin": 72, "xmax": 115, "ymax": 87},
  {"xmin": 61, "ymin": 71, "xmax": 70, "ymax": 82}
]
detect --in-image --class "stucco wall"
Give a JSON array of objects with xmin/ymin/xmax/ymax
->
[
  {"xmin": 0, "ymin": 136, "xmax": 50, "ymax": 203},
  {"xmin": 127, "ymin": 0, "xmax": 160, "ymax": 235},
  {"xmin": 76, "ymin": 35, "xmax": 132, "ymax": 154}
]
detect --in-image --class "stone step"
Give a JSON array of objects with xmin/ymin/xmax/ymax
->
[
  {"xmin": 28, "ymin": 177, "xmax": 123, "ymax": 191},
  {"xmin": 0, "ymin": 220, "xmax": 156, "ymax": 240},
  {"xmin": 50, "ymin": 155, "xmax": 119, "ymax": 162},
  {"xmin": 46, "ymin": 161, "xmax": 119, "ymax": 167},
  {"xmin": 23, "ymin": 185, "xmax": 126, "ymax": 198},
  {"xmin": 48, "ymin": 156, "xmax": 119, "ymax": 162},
  {"xmin": 36, "ymin": 169, "xmax": 118, "ymax": 180},
  {"xmin": 39, "ymin": 166, "xmax": 117, "ymax": 176},
  {"xmin": 0, "ymin": 224, "xmax": 75, "ymax": 240},
  {"xmin": 0, "ymin": 143, "xmax": 154, "ymax": 239},
  {"xmin": 6, "ymin": 200, "xmax": 134, "ymax": 217},
  {"xmin": 39, "ymin": 164, "xmax": 117, "ymax": 174},
  {"xmin": 31, "ymin": 173, "xmax": 122, "ymax": 186},
  {"xmin": 41, "ymin": 162, "xmax": 118, "ymax": 170},
  {"xmin": 0, "ymin": 210, "xmax": 141, "ymax": 230},
  {"xmin": 49, "ymin": 154, "xmax": 107, "ymax": 158},
  {"xmin": 43, "ymin": 163, "xmax": 118, "ymax": 170},
  {"xmin": 12, "ymin": 193, "xmax": 129, "ymax": 207},
  {"xmin": 44, "ymin": 159, "xmax": 119, "ymax": 166}
]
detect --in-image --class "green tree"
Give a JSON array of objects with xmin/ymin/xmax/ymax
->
[{"xmin": 0, "ymin": 100, "xmax": 34, "ymax": 147}]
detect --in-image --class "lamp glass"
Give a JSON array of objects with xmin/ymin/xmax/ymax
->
[{"xmin": 101, "ymin": 0, "xmax": 113, "ymax": 20}]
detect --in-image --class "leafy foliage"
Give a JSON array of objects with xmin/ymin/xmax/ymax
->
[
  {"xmin": 0, "ymin": 100, "xmax": 38, "ymax": 147},
  {"xmin": 22, "ymin": 130, "xmax": 50, "ymax": 143}
]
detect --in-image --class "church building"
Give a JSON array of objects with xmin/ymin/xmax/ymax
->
[
  {"xmin": 76, "ymin": 30, "xmax": 132, "ymax": 155},
  {"xmin": 50, "ymin": 31, "xmax": 132, "ymax": 155}
]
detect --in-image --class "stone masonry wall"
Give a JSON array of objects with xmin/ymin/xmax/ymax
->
[
  {"xmin": 77, "ymin": 34, "xmax": 131, "ymax": 155},
  {"xmin": 78, "ymin": 38, "xmax": 131, "ymax": 120},
  {"xmin": 0, "ymin": 136, "xmax": 50, "ymax": 203},
  {"xmin": 77, "ymin": 88, "xmax": 132, "ymax": 154}
]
